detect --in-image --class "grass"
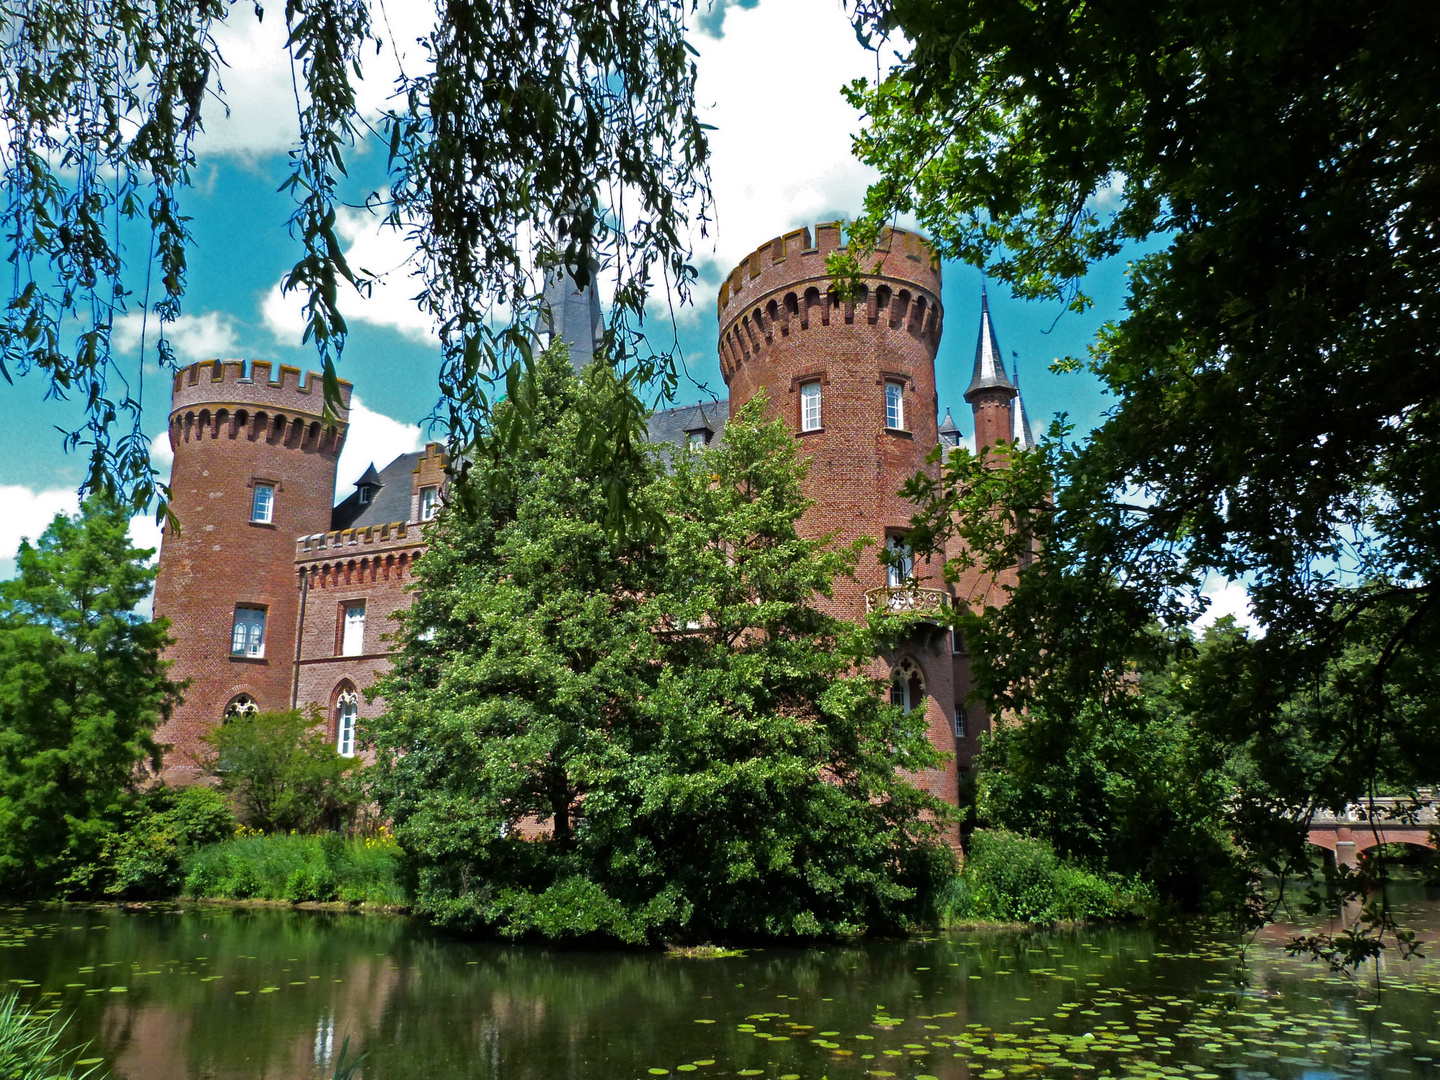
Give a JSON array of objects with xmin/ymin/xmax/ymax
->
[
  {"xmin": 0, "ymin": 993, "xmax": 102, "ymax": 1079},
  {"xmin": 181, "ymin": 830, "xmax": 407, "ymax": 907}
]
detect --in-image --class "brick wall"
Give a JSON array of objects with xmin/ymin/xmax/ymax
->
[{"xmin": 152, "ymin": 360, "xmax": 350, "ymax": 778}]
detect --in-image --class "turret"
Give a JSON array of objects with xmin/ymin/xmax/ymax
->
[
  {"xmin": 717, "ymin": 223, "xmax": 945, "ymax": 618},
  {"xmin": 152, "ymin": 359, "xmax": 351, "ymax": 779},
  {"xmin": 963, "ymin": 288, "xmax": 1017, "ymax": 451},
  {"xmin": 938, "ymin": 408, "xmax": 962, "ymax": 451}
]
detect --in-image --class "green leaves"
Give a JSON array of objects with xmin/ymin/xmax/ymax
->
[
  {"xmin": 370, "ymin": 350, "xmax": 953, "ymax": 942},
  {"xmin": 0, "ymin": 494, "xmax": 179, "ymax": 896}
]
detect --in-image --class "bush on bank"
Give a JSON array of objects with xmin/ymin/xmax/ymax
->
[
  {"xmin": 182, "ymin": 830, "xmax": 405, "ymax": 907},
  {"xmin": 936, "ymin": 829, "xmax": 1151, "ymax": 926}
]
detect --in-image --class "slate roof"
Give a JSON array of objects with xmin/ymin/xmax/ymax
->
[
  {"xmin": 1011, "ymin": 367, "xmax": 1035, "ymax": 450},
  {"xmin": 647, "ymin": 399, "xmax": 730, "ymax": 450},
  {"xmin": 330, "ymin": 450, "xmax": 424, "ymax": 531},
  {"xmin": 964, "ymin": 288, "xmax": 1016, "ymax": 402},
  {"xmin": 938, "ymin": 408, "xmax": 962, "ymax": 449},
  {"xmin": 535, "ymin": 262, "xmax": 604, "ymax": 371}
]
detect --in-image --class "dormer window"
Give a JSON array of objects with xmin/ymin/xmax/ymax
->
[
  {"xmin": 353, "ymin": 463, "xmax": 383, "ymax": 510},
  {"xmin": 686, "ymin": 429, "xmax": 710, "ymax": 450}
]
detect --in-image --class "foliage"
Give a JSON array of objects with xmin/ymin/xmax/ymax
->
[
  {"xmin": 103, "ymin": 785, "xmax": 237, "ymax": 899},
  {"xmin": 204, "ymin": 710, "xmax": 359, "ymax": 834},
  {"xmin": 0, "ymin": 495, "xmax": 177, "ymax": 897},
  {"xmin": 0, "ymin": 0, "xmax": 711, "ymax": 530},
  {"xmin": 937, "ymin": 830, "xmax": 1148, "ymax": 926},
  {"xmin": 182, "ymin": 829, "xmax": 404, "ymax": 906},
  {"xmin": 369, "ymin": 345, "xmax": 953, "ymax": 943},
  {"xmin": 841, "ymin": 0, "xmax": 1440, "ymax": 955},
  {"xmin": 0, "ymin": 992, "xmax": 100, "ymax": 1080},
  {"xmin": 974, "ymin": 625, "xmax": 1246, "ymax": 912}
]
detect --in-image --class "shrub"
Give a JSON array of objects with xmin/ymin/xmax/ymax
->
[
  {"xmin": 105, "ymin": 785, "xmax": 238, "ymax": 899},
  {"xmin": 956, "ymin": 829, "xmax": 1147, "ymax": 925},
  {"xmin": 182, "ymin": 831, "xmax": 405, "ymax": 907},
  {"xmin": 205, "ymin": 710, "xmax": 360, "ymax": 834}
]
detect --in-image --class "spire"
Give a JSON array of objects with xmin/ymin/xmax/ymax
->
[
  {"xmin": 354, "ymin": 463, "xmax": 382, "ymax": 489},
  {"xmin": 963, "ymin": 285, "xmax": 1016, "ymax": 402},
  {"xmin": 1011, "ymin": 358, "xmax": 1035, "ymax": 450},
  {"xmin": 938, "ymin": 408, "xmax": 962, "ymax": 450},
  {"xmin": 534, "ymin": 259, "xmax": 605, "ymax": 373}
]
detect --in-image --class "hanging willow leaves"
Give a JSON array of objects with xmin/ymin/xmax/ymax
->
[{"xmin": 0, "ymin": 0, "xmax": 711, "ymax": 535}]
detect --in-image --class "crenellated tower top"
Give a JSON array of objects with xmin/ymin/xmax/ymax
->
[
  {"xmin": 171, "ymin": 359, "xmax": 352, "ymax": 421},
  {"xmin": 716, "ymin": 224, "xmax": 943, "ymax": 388}
]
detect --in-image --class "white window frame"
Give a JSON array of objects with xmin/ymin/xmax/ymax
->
[
  {"xmin": 341, "ymin": 602, "xmax": 366, "ymax": 657},
  {"xmin": 800, "ymin": 381, "xmax": 822, "ymax": 432},
  {"xmin": 885, "ymin": 381, "xmax": 905, "ymax": 430},
  {"xmin": 687, "ymin": 430, "xmax": 709, "ymax": 450},
  {"xmin": 954, "ymin": 706, "xmax": 966, "ymax": 738},
  {"xmin": 419, "ymin": 486, "xmax": 439, "ymax": 521},
  {"xmin": 230, "ymin": 606, "xmax": 267, "ymax": 658},
  {"xmin": 358, "ymin": 486, "xmax": 372, "ymax": 506},
  {"xmin": 336, "ymin": 689, "xmax": 358, "ymax": 758},
  {"xmin": 886, "ymin": 535, "xmax": 914, "ymax": 589},
  {"xmin": 251, "ymin": 483, "xmax": 274, "ymax": 524}
]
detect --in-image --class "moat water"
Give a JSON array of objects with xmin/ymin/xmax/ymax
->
[{"xmin": 2, "ymin": 893, "xmax": 1438, "ymax": 1080}]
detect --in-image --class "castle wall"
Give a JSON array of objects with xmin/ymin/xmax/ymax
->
[
  {"xmin": 717, "ymin": 224, "xmax": 966, "ymax": 825},
  {"xmin": 152, "ymin": 360, "xmax": 349, "ymax": 777},
  {"xmin": 293, "ymin": 524, "xmax": 426, "ymax": 740}
]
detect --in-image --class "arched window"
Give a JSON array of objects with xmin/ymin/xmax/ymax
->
[
  {"xmin": 334, "ymin": 686, "xmax": 359, "ymax": 758},
  {"xmin": 889, "ymin": 659, "xmax": 925, "ymax": 714},
  {"xmin": 224, "ymin": 694, "xmax": 258, "ymax": 720}
]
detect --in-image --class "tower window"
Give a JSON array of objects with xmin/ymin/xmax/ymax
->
[
  {"xmin": 800, "ymin": 381, "xmax": 822, "ymax": 431},
  {"xmin": 335, "ymin": 687, "xmax": 359, "ymax": 758},
  {"xmin": 886, "ymin": 535, "xmax": 914, "ymax": 589},
  {"xmin": 889, "ymin": 658, "xmax": 925, "ymax": 714},
  {"xmin": 419, "ymin": 486, "xmax": 439, "ymax": 521},
  {"xmin": 251, "ymin": 483, "xmax": 274, "ymax": 523},
  {"xmin": 230, "ymin": 606, "xmax": 267, "ymax": 658},
  {"xmin": 341, "ymin": 602, "xmax": 366, "ymax": 657},
  {"xmin": 885, "ymin": 381, "xmax": 905, "ymax": 430},
  {"xmin": 954, "ymin": 706, "xmax": 966, "ymax": 738}
]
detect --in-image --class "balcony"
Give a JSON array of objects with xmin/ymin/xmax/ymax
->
[{"xmin": 865, "ymin": 586, "xmax": 953, "ymax": 617}]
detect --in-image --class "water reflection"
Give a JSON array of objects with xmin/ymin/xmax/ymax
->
[{"xmin": 0, "ymin": 892, "xmax": 1436, "ymax": 1080}]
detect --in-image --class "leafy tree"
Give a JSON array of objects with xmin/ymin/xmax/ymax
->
[
  {"xmin": 838, "ymin": 0, "xmax": 1440, "ymax": 947},
  {"xmin": 104, "ymin": 785, "xmax": 238, "ymax": 898},
  {"xmin": 205, "ymin": 709, "xmax": 359, "ymax": 834},
  {"xmin": 0, "ymin": 495, "xmax": 178, "ymax": 896},
  {"xmin": 1, "ymin": 0, "xmax": 711, "ymax": 529},
  {"xmin": 371, "ymin": 346, "xmax": 952, "ymax": 942}
]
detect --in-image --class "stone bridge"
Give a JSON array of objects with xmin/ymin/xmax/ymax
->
[{"xmin": 1308, "ymin": 793, "xmax": 1437, "ymax": 867}]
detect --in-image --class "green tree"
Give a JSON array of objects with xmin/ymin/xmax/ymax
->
[
  {"xmin": 838, "ymin": 0, "xmax": 1440, "ymax": 947},
  {"xmin": 205, "ymin": 709, "xmax": 359, "ymax": 834},
  {"xmin": 370, "ymin": 346, "xmax": 952, "ymax": 942},
  {"xmin": 0, "ymin": 495, "xmax": 178, "ymax": 895},
  {"xmin": 0, "ymin": 0, "xmax": 710, "ymax": 528}
]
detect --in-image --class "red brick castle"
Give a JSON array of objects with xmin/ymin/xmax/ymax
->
[{"xmin": 152, "ymin": 224, "xmax": 1034, "ymax": 835}]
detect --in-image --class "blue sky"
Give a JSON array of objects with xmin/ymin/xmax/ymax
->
[{"xmin": 2, "ymin": 0, "xmax": 1185, "ymax": 606}]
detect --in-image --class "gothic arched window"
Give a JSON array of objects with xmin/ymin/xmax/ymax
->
[
  {"xmin": 223, "ymin": 694, "xmax": 258, "ymax": 720},
  {"xmin": 889, "ymin": 658, "xmax": 925, "ymax": 714},
  {"xmin": 334, "ymin": 685, "xmax": 359, "ymax": 758}
]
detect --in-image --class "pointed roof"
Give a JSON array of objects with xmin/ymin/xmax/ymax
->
[
  {"xmin": 938, "ymin": 408, "xmax": 962, "ymax": 449},
  {"xmin": 1011, "ymin": 363, "xmax": 1035, "ymax": 450},
  {"xmin": 355, "ymin": 463, "xmax": 383, "ymax": 488},
  {"xmin": 964, "ymin": 287, "xmax": 1017, "ymax": 402},
  {"xmin": 534, "ymin": 259, "xmax": 604, "ymax": 373}
]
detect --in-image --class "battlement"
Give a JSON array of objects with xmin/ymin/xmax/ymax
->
[
  {"xmin": 170, "ymin": 359, "xmax": 353, "ymax": 420},
  {"xmin": 296, "ymin": 520, "xmax": 415, "ymax": 558},
  {"xmin": 716, "ymin": 224, "xmax": 944, "ymax": 386}
]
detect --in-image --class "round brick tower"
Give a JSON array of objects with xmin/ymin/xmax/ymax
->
[
  {"xmin": 152, "ymin": 360, "xmax": 350, "ymax": 778},
  {"xmin": 718, "ymin": 224, "xmax": 963, "ymax": 813}
]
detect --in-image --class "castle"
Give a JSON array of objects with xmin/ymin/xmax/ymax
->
[{"xmin": 152, "ymin": 224, "xmax": 1034, "ymax": 835}]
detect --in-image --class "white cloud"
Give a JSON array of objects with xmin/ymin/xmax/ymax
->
[
  {"xmin": 262, "ymin": 203, "xmax": 440, "ymax": 344},
  {"xmin": 681, "ymin": 0, "xmax": 896, "ymax": 319},
  {"xmin": 113, "ymin": 310, "xmax": 240, "ymax": 363},
  {"xmin": 0, "ymin": 485, "xmax": 81, "ymax": 579},
  {"xmin": 195, "ymin": 4, "xmax": 437, "ymax": 163},
  {"xmin": 334, "ymin": 396, "xmax": 425, "ymax": 496},
  {"xmin": 1193, "ymin": 574, "xmax": 1263, "ymax": 636}
]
